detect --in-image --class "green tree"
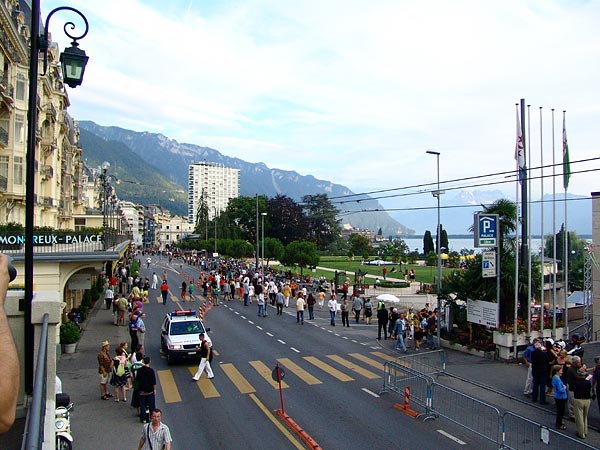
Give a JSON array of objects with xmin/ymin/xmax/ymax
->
[
  {"xmin": 302, "ymin": 194, "xmax": 341, "ymax": 251},
  {"xmin": 280, "ymin": 240, "xmax": 320, "ymax": 276},
  {"xmin": 423, "ymin": 230, "xmax": 434, "ymax": 255},
  {"xmin": 194, "ymin": 188, "xmax": 209, "ymax": 238},
  {"xmin": 544, "ymin": 227, "xmax": 587, "ymax": 291},
  {"xmin": 348, "ymin": 233, "xmax": 373, "ymax": 258},
  {"xmin": 440, "ymin": 225, "xmax": 449, "ymax": 253},
  {"xmin": 267, "ymin": 195, "xmax": 308, "ymax": 245},
  {"xmin": 264, "ymin": 237, "xmax": 285, "ymax": 266}
]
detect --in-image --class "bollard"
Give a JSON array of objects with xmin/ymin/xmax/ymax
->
[{"xmin": 394, "ymin": 385, "xmax": 420, "ymax": 418}]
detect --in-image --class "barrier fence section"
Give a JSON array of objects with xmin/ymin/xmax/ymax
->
[
  {"xmin": 380, "ymin": 361, "xmax": 433, "ymax": 413},
  {"xmin": 430, "ymin": 382, "xmax": 502, "ymax": 446},
  {"xmin": 395, "ymin": 349, "xmax": 446, "ymax": 376},
  {"xmin": 501, "ymin": 411, "xmax": 597, "ymax": 450}
]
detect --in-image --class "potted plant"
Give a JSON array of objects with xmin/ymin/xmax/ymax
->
[{"xmin": 60, "ymin": 322, "xmax": 80, "ymax": 354}]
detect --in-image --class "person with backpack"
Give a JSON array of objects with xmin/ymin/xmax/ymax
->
[
  {"xmin": 129, "ymin": 310, "xmax": 140, "ymax": 351},
  {"xmin": 110, "ymin": 347, "xmax": 128, "ymax": 402},
  {"xmin": 363, "ymin": 298, "xmax": 373, "ymax": 324}
]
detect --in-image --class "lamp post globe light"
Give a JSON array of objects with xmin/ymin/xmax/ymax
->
[
  {"xmin": 24, "ymin": 2, "xmax": 89, "ymax": 392},
  {"xmin": 426, "ymin": 150, "xmax": 442, "ymax": 347}
]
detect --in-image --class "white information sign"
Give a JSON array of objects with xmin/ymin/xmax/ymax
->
[
  {"xmin": 467, "ymin": 299, "xmax": 499, "ymax": 328},
  {"xmin": 482, "ymin": 250, "xmax": 496, "ymax": 278}
]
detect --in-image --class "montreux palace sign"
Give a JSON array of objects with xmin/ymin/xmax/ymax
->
[{"xmin": 0, "ymin": 233, "xmax": 103, "ymax": 246}]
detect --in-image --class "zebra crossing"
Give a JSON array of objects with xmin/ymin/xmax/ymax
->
[{"xmin": 156, "ymin": 351, "xmax": 390, "ymax": 403}]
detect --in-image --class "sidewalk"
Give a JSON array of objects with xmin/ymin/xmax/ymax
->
[{"xmin": 56, "ymin": 300, "xmax": 141, "ymax": 450}]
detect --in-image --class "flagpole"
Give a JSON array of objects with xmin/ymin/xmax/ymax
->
[
  {"xmin": 513, "ymin": 102, "xmax": 523, "ymax": 358},
  {"xmin": 551, "ymin": 109, "xmax": 557, "ymax": 338},
  {"xmin": 563, "ymin": 110, "xmax": 570, "ymax": 338},
  {"xmin": 520, "ymin": 99, "xmax": 528, "ymax": 298},
  {"xmin": 539, "ymin": 107, "xmax": 545, "ymax": 333},
  {"xmin": 527, "ymin": 104, "xmax": 532, "ymax": 337}
]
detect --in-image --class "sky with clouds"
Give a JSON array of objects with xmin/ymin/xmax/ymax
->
[{"xmin": 41, "ymin": 0, "xmax": 599, "ymax": 213}]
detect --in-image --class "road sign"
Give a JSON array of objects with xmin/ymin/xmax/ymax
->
[
  {"xmin": 474, "ymin": 213, "xmax": 498, "ymax": 248},
  {"xmin": 482, "ymin": 250, "xmax": 496, "ymax": 278}
]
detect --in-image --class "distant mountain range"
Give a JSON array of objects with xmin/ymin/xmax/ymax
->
[
  {"xmin": 77, "ymin": 121, "xmax": 413, "ymax": 236},
  {"xmin": 388, "ymin": 188, "xmax": 592, "ymax": 236}
]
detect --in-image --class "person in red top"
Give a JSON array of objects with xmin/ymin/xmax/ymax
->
[
  {"xmin": 382, "ymin": 267, "xmax": 387, "ymax": 280},
  {"xmin": 160, "ymin": 280, "xmax": 169, "ymax": 305}
]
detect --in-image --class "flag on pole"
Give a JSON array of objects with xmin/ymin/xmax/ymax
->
[
  {"xmin": 515, "ymin": 105, "xmax": 525, "ymax": 184},
  {"xmin": 562, "ymin": 113, "xmax": 571, "ymax": 189}
]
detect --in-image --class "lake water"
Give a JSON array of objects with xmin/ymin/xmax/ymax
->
[{"xmin": 402, "ymin": 237, "xmax": 546, "ymax": 254}]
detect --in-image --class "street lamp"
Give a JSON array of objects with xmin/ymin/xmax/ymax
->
[
  {"xmin": 261, "ymin": 212, "xmax": 267, "ymax": 267},
  {"xmin": 426, "ymin": 150, "xmax": 443, "ymax": 347},
  {"xmin": 24, "ymin": 3, "xmax": 89, "ymax": 391},
  {"xmin": 98, "ymin": 162, "xmax": 119, "ymax": 250}
]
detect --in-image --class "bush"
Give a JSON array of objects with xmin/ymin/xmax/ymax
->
[{"xmin": 60, "ymin": 322, "xmax": 80, "ymax": 344}]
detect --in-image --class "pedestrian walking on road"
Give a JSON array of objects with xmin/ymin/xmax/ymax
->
[
  {"xmin": 392, "ymin": 313, "xmax": 407, "ymax": 352},
  {"xmin": 340, "ymin": 297, "xmax": 350, "ymax": 327},
  {"xmin": 352, "ymin": 295, "xmax": 362, "ymax": 324},
  {"xmin": 328, "ymin": 295, "xmax": 337, "ymax": 326},
  {"xmin": 151, "ymin": 272, "xmax": 158, "ymax": 289},
  {"xmin": 521, "ymin": 338, "xmax": 539, "ymax": 396},
  {"xmin": 137, "ymin": 409, "xmax": 172, "ymax": 450},
  {"xmin": 306, "ymin": 293, "xmax": 316, "ymax": 320},
  {"xmin": 296, "ymin": 294, "xmax": 305, "ymax": 324},
  {"xmin": 377, "ymin": 304, "xmax": 388, "ymax": 339},
  {"xmin": 552, "ymin": 365, "xmax": 568, "ymax": 430},
  {"xmin": 363, "ymin": 298, "xmax": 373, "ymax": 325},
  {"xmin": 160, "ymin": 280, "xmax": 169, "ymax": 305},
  {"xmin": 181, "ymin": 281, "xmax": 187, "ymax": 302},
  {"xmin": 192, "ymin": 334, "xmax": 214, "ymax": 380},
  {"xmin": 276, "ymin": 290, "xmax": 284, "ymax": 315}
]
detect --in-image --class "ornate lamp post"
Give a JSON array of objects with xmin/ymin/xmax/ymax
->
[{"xmin": 24, "ymin": 3, "xmax": 89, "ymax": 392}]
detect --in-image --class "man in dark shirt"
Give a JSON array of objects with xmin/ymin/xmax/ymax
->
[
  {"xmin": 136, "ymin": 356, "xmax": 156, "ymax": 423},
  {"xmin": 530, "ymin": 341, "xmax": 549, "ymax": 404},
  {"xmin": 377, "ymin": 305, "xmax": 388, "ymax": 340}
]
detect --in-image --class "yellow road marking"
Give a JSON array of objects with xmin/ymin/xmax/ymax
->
[
  {"xmin": 277, "ymin": 358, "xmax": 322, "ymax": 385},
  {"xmin": 221, "ymin": 363, "xmax": 255, "ymax": 394},
  {"xmin": 370, "ymin": 351, "xmax": 397, "ymax": 363},
  {"xmin": 349, "ymin": 353, "xmax": 386, "ymax": 371},
  {"xmin": 249, "ymin": 361, "xmax": 289, "ymax": 389},
  {"xmin": 156, "ymin": 370, "xmax": 181, "ymax": 403},
  {"xmin": 303, "ymin": 356, "xmax": 354, "ymax": 382},
  {"xmin": 326, "ymin": 354, "xmax": 379, "ymax": 379},
  {"xmin": 187, "ymin": 367, "xmax": 220, "ymax": 398},
  {"xmin": 248, "ymin": 393, "xmax": 305, "ymax": 450}
]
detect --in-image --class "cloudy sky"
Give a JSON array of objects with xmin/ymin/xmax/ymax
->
[{"xmin": 41, "ymin": 0, "xmax": 599, "ymax": 210}]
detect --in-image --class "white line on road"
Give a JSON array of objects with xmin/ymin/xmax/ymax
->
[
  {"xmin": 277, "ymin": 339, "xmax": 286, "ymax": 345},
  {"xmin": 351, "ymin": 340, "xmax": 358, "ymax": 343},
  {"xmin": 342, "ymin": 337, "xmax": 349, "ymax": 340},
  {"xmin": 234, "ymin": 311, "xmax": 240, "ymax": 315},
  {"xmin": 248, "ymin": 320, "xmax": 254, "ymax": 325},
  {"xmin": 360, "ymin": 342, "xmax": 367, "ymax": 346},
  {"xmin": 241, "ymin": 316, "xmax": 246, "ymax": 320},
  {"xmin": 256, "ymin": 326, "xmax": 263, "ymax": 330},
  {"xmin": 437, "ymin": 430, "xmax": 466, "ymax": 445},
  {"xmin": 266, "ymin": 332, "xmax": 274, "ymax": 337},
  {"xmin": 334, "ymin": 333, "xmax": 340, "ymax": 337},
  {"xmin": 290, "ymin": 347, "xmax": 300, "ymax": 353},
  {"xmin": 362, "ymin": 388, "xmax": 380, "ymax": 398}
]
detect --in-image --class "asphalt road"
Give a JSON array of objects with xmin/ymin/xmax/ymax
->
[{"xmin": 135, "ymin": 256, "xmax": 493, "ymax": 449}]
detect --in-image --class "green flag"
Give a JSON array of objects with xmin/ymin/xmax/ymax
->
[{"xmin": 562, "ymin": 115, "xmax": 571, "ymax": 189}]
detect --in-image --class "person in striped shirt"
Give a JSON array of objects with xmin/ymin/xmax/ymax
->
[{"xmin": 137, "ymin": 409, "xmax": 172, "ymax": 450}]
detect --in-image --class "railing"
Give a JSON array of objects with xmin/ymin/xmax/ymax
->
[
  {"xmin": 395, "ymin": 348, "xmax": 446, "ymax": 376},
  {"xmin": 380, "ymin": 361, "xmax": 434, "ymax": 413},
  {"xmin": 22, "ymin": 313, "xmax": 49, "ymax": 450}
]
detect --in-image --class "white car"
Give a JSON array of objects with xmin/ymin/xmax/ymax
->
[{"xmin": 161, "ymin": 310, "xmax": 210, "ymax": 365}]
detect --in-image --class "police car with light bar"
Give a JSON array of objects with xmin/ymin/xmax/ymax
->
[{"xmin": 161, "ymin": 310, "xmax": 210, "ymax": 364}]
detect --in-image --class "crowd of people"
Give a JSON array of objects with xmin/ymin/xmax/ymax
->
[{"xmin": 523, "ymin": 337, "xmax": 600, "ymax": 439}]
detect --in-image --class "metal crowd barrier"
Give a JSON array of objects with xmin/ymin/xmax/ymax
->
[
  {"xmin": 381, "ymin": 350, "xmax": 597, "ymax": 449},
  {"xmin": 501, "ymin": 411, "xmax": 597, "ymax": 450},
  {"xmin": 395, "ymin": 348, "xmax": 446, "ymax": 376},
  {"xmin": 380, "ymin": 361, "xmax": 434, "ymax": 413},
  {"xmin": 430, "ymin": 382, "xmax": 502, "ymax": 446}
]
